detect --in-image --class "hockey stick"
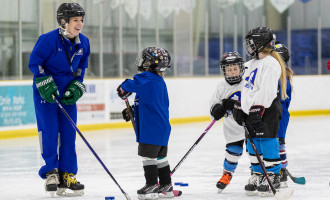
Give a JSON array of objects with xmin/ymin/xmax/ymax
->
[
  {"xmin": 171, "ymin": 120, "xmax": 216, "ymax": 175},
  {"xmin": 124, "ymin": 98, "xmax": 182, "ymax": 197},
  {"xmin": 284, "ymin": 168, "xmax": 306, "ymax": 185},
  {"xmin": 242, "ymin": 122, "xmax": 293, "ymax": 200},
  {"xmin": 52, "ymin": 95, "xmax": 131, "ymax": 200},
  {"xmin": 124, "ymin": 98, "xmax": 136, "ymax": 132}
]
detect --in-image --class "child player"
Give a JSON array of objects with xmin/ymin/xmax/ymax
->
[
  {"xmin": 274, "ymin": 42, "xmax": 294, "ymax": 188},
  {"xmin": 209, "ymin": 52, "xmax": 246, "ymax": 193},
  {"xmin": 117, "ymin": 47, "xmax": 174, "ymax": 200}
]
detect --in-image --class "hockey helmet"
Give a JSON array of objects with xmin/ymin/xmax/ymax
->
[
  {"xmin": 274, "ymin": 42, "xmax": 290, "ymax": 63},
  {"xmin": 136, "ymin": 47, "xmax": 171, "ymax": 72},
  {"xmin": 244, "ymin": 26, "xmax": 276, "ymax": 58},
  {"xmin": 57, "ymin": 3, "xmax": 85, "ymax": 27},
  {"xmin": 220, "ymin": 52, "xmax": 245, "ymax": 85}
]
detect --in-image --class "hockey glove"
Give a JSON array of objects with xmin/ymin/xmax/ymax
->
[
  {"xmin": 245, "ymin": 105, "xmax": 265, "ymax": 134},
  {"xmin": 232, "ymin": 101, "xmax": 247, "ymax": 126},
  {"xmin": 222, "ymin": 99, "xmax": 237, "ymax": 111},
  {"xmin": 61, "ymin": 80, "xmax": 86, "ymax": 105},
  {"xmin": 122, "ymin": 105, "xmax": 134, "ymax": 122},
  {"xmin": 35, "ymin": 75, "xmax": 59, "ymax": 103},
  {"xmin": 117, "ymin": 85, "xmax": 132, "ymax": 100},
  {"xmin": 210, "ymin": 104, "xmax": 226, "ymax": 120}
]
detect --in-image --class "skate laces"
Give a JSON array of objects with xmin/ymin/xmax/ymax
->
[
  {"xmin": 46, "ymin": 173, "xmax": 59, "ymax": 184},
  {"xmin": 219, "ymin": 173, "xmax": 232, "ymax": 185},
  {"xmin": 63, "ymin": 173, "xmax": 77, "ymax": 187}
]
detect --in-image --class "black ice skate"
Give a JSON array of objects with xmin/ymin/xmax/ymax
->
[
  {"xmin": 137, "ymin": 184, "xmax": 159, "ymax": 200},
  {"xmin": 257, "ymin": 172, "xmax": 280, "ymax": 197},
  {"xmin": 45, "ymin": 169, "xmax": 60, "ymax": 197},
  {"xmin": 56, "ymin": 172, "xmax": 84, "ymax": 197},
  {"xmin": 280, "ymin": 168, "xmax": 288, "ymax": 188},
  {"xmin": 245, "ymin": 172, "xmax": 262, "ymax": 196},
  {"xmin": 216, "ymin": 171, "xmax": 232, "ymax": 193},
  {"xmin": 158, "ymin": 183, "xmax": 174, "ymax": 198}
]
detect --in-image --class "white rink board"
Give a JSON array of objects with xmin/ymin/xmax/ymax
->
[{"xmin": 0, "ymin": 75, "xmax": 329, "ymax": 130}]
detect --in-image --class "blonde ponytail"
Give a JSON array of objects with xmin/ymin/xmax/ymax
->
[{"xmin": 264, "ymin": 48, "xmax": 288, "ymax": 100}]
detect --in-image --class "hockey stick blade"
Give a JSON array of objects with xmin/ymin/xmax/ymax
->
[
  {"xmin": 284, "ymin": 169, "xmax": 306, "ymax": 185},
  {"xmin": 173, "ymin": 190, "xmax": 182, "ymax": 197},
  {"xmin": 275, "ymin": 188, "xmax": 294, "ymax": 200}
]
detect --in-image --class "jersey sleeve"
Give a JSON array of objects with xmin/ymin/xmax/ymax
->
[
  {"xmin": 28, "ymin": 35, "xmax": 54, "ymax": 78},
  {"xmin": 120, "ymin": 73, "xmax": 148, "ymax": 94}
]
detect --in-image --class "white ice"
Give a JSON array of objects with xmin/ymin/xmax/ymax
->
[{"xmin": 1, "ymin": 116, "xmax": 330, "ymax": 200}]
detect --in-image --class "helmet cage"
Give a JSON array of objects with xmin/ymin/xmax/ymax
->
[
  {"xmin": 220, "ymin": 52, "xmax": 245, "ymax": 85},
  {"xmin": 221, "ymin": 62, "xmax": 245, "ymax": 84}
]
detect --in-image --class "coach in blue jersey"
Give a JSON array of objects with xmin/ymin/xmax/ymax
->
[{"xmin": 29, "ymin": 3, "xmax": 89, "ymax": 197}]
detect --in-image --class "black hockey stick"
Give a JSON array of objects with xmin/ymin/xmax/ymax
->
[
  {"xmin": 124, "ymin": 98, "xmax": 136, "ymax": 132},
  {"xmin": 52, "ymin": 95, "xmax": 131, "ymax": 200},
  {"xmin": 171, "ymin": 120, "xmax": 216, "ymax": 175},
  {"xmin": 242, "ymin": 122, "xmax": 293, "ymax": 200},
  {"xmin": 123, "ymin": 98, "xmax": 182, "ymax": 197},
  {"xmin": 284, "ymin": 168, "xmax": 306, "ymax": 185}
]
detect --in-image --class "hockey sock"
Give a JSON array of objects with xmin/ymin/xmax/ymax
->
[
  {"xmin": 223, "ymin": 144, "xmax": 243, "ymax": 173},
  {"xmin": 279, "ymin": 143, "xmax": 288, "ymax": 168},
  {"xmin": 142, "ymin": 157, "xmax": 158, "ymax": 185},
  {"xmin": 157, "ymin": 157, "xmax": 171, "ymax": 185}
]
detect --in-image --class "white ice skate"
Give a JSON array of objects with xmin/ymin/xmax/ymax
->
[{"xmin": 44, "ymin": 169, "xmax": 60, "ymax": 197}]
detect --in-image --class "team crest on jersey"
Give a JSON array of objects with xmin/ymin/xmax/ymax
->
[
  {"xmin": 244, "ymin": 68, "xmax": 258, "ymax": 90},
  {"xmin": 227, "ymin": 91, "xmax": 241, "ymax": 102},
  {"xmin": 76, "ymin": 48, "xmax": 83, "ymax": 55}
]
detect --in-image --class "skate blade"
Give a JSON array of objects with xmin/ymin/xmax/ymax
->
[
  {"xmin": 138, "ymin": 193, "xmax": 159, "ymax": 200},
  {"xmin": 280, "ymin": 181, "xmax": 288, "ymax": 188},
  {"xmin": 275, "ymin": 188, "xmax": 294, "ymax": 200},
  {"xmin": 56, "ymin": 188, "xmax": 84, "ymax": 197},
  {"xmin": 217, "ymin": 189, "xmax": 224, "ymax": 194},
  {"xmin": 48, "ymin": 191, "xmax": 55, "ymax": 197},
  {"xmin": 245, "ymin": 190, "xmax": 258, "ymax": 196},
  {"xmin": 159, "ymin": 191, "xmax": 174, "ymax": 198}
]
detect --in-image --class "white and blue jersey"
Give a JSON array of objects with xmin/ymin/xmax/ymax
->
[
  {"xmin": 121, "ymin": 71, "xmax": 171, "ymax": 146},
  {"xmin": 29, "ymin": 29, "xmax": 90, "ymax": 179},
  {"xmin": 209, "ymin": 79, "xmax": 245, "ymax": 173}
]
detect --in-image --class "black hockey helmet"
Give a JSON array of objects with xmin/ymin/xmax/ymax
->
[
  {"xmin": 220, "ymin": 51, "xmax": 245, "ymax": 85},
  {"xmin": 57, "ymin": 3, "xmax": 85, "ymax": 26},
  {"xmin": 274, "ymin": 42, "xmax": 290, "ymax": 63},
  {"xmin": 244, "ymin": 26, "xmax": 276, "ymax": 58},
  {"xmin": 136, "ymin": 47, "xmax": 171, "ymax": 72}
]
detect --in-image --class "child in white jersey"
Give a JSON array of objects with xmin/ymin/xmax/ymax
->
[
  {"xmin": 209, "ymin": 52, "xmax": 246, "ymax": 193},
  {"xmin": 232, "ymin": 26, "xmax": 288, "ymax": 197}
]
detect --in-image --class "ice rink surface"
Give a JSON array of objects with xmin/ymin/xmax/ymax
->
[{"xmin": 1, "ymin": 116, "xmax": 330, "ymax": 200}]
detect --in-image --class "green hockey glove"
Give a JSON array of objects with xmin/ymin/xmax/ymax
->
[
  {"xmin": 61, "ymin": 80, "xmax": 86, "ymax": 105},
  {"xmin": 35, "ymin": 75, "xmax": 59, "ymax": 103}
]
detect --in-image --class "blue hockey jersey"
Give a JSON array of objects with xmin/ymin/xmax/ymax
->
[
  {"xmin": 29, "ymin": 29, "xmax": 90, "ymax": 96},
  {"xmin": 121, "ymin": 71, "xmax": 171, "ymax": 146},
  {"xmin": 277, "ymin": 79, "xmax": 292, "ymax": 138}
]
